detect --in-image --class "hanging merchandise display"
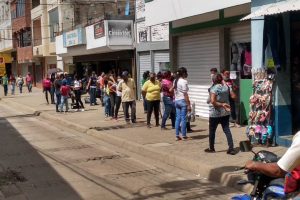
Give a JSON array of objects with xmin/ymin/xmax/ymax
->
[{"xmin": 246, "ymin": 68, "xmax": 275, "ymax": 146}]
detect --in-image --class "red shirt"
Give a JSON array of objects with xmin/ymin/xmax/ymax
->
[
  {"xmin": 61, "ymin": 85, "xmax": 70, "ymax": 96},
  {"xmin": 43, "ymin": 79, "xmax": 51, "ymax": 89}
]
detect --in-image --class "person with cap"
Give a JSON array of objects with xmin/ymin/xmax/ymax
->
[
  {"xmin": 117, "ymin": 71, "xmax": 136, "ymax": 123},
  {"xmin": 25, "ymin": 72, "xmax": 33, "ymax": 92}
]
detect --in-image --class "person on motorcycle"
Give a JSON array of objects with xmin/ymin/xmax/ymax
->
[{"xmin": 245, "ymin": 131, "xmax": 300, "ymax": 178}]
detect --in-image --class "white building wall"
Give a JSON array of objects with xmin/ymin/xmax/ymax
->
[{"xmin": 145, "ymin": 0, "xmax": 251, "ymax": 26}]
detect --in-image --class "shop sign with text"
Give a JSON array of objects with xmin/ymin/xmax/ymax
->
[
  {"xmin": 63, "ymin": 28, "xmax": 86, "ymax": 47},
  {"xmin": 94, "ymin": 21, "xmax": 105, "ymax": 39},
  {"xmin": 107, "ymin": 20, "xmax": 133, "ymax": 46}
]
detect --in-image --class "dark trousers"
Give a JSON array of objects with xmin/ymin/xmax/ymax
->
[
  {"xmin": 115, "ymin": 96, "xmax": 122, "ymax": 118},
  {"xmin": 50, "ymin": 86, "xmax": 55, "ymax": 103},
  {"xmin": 209, "ymin": 115, "xmax": 234, "ymax": 150},
  {"xmin": 110, "ymin": 93, "xmax": 117, "ymax": 118},
  {"xmin": 147, "ymin": 100, "xmax": 160, "ymax": 126},
  {"xmin": 74, "ymin": 90, "xmax": 84, "ymax": 109},
  {"xmin": 122, "ymin": 101, "xmax": 136, "ymax": 123},
  {"xmin": 44, "ymin": 88, "xmax": 51, "ymax": 104},
  {"xmin": 55, "ymin": 93, "xmax": 61, "ymax": 112},
  {"xmin": 229, "ymin": 98, "xmax": 237, "ymax": 121},
  {"xmin": 3, "ymin": 85, "xmax": 8, "ymax": 96}
]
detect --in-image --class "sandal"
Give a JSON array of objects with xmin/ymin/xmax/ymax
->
[
  {"xmin": 176, "ymin": 137, "xmax": 182, "ymax": 141},
  {"xmin": 204, "ymin": 148, "xmax": 216, "ymax": 153},
  {"xmin": 182, "ymin": 136, "xmax": 192, "ymax": 140}
]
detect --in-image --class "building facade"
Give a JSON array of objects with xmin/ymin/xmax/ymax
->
[
  {"xmin": 0, "ymin": 1, "xmax": 14, "ymax": 78},
  {"xmin": 11, "ymin": 0, "xmax": 35, "ymax": 83},
  {"xmin": 245, "ymin": 0, "xmax": 300, "ymax": 146},
  {"xmin": 135, "ymin": 0, "xmax": 170, "ymax": 97},
  {"xmin": 55, "ymin": 0, "xmax": 136, "ymax": 80},
  {"xmin": 145, "ymin": 0, "xmax": 251, "ymax": 118}
]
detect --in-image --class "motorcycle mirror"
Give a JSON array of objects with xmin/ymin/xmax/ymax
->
[{"xmin": 239, "ymin": 140, "xmax": 252, "ymax": 152}]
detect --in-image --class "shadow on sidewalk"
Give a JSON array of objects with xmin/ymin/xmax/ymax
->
[{"xmin": 132, "ymin": 179, "xmax": 237, "ymax": 200}]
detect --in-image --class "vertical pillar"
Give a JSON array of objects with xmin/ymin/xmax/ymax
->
[{"xmin": 251, "ymin": 17, "xmax": 265, "ymax": 70}]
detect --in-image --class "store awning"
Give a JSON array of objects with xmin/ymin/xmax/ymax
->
[{"xmin": 241, "ymin": 0, "xmax": 300, "ymax": 20}]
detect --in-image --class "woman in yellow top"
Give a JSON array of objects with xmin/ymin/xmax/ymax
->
[{"xmin": 142, "ymin": 72, "xmax": 161, "ymax": 128}]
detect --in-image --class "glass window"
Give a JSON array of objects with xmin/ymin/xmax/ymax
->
[{"xmin": 49, "ymin": 8, "xmax": 59, "ymax": 42}]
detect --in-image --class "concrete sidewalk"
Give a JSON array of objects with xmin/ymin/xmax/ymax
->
[{"xmin": 0, "ymin": 86, "xmax": 288, "ymax": 193}]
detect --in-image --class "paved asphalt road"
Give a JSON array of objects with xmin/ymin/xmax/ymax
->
[{"xmin": 0, "ymin": 103, "xmax": 241, "ymax": 200}]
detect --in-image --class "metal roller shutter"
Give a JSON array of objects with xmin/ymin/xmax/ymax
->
[
  {"xmin": 177, "ymin": 31, "xmax": 220, "ymax": 118},
  {"xmin": 154, "ymin": 51, "xmax": 170, "ymax": 73},
  {"xmin": 230, "ymin": 23, "xmax": 251, "ymax": 43},
  {"xmin": 138, "ymin": 52, "xmax": 151, "ymax": 99}
]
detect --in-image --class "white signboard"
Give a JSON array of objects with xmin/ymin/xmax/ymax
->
[{"xmin": 107, "ymin": 20, "xmax": 134, "ymax": 46}]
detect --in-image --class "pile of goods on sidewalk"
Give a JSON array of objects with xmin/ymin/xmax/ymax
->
[{"xmin": 246, "ymin": 69, "xmax": 275, "ymax": 146}]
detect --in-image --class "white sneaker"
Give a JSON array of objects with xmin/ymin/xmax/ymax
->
[
  {"xmin": 75, "ymin": 109, "xmax": 79, "ymax": 112},
  {"xmin": 81, "ymin": 109, "xmax": 85, "ymax": 112}
]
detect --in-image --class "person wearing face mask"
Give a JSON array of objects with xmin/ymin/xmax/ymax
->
[
  {"xmin": 142, "ymin": 72, "xmax": 161, "ymax": 128},
  {"xmin": 222, "ymin": 70, "xmax": 239, "ymax": 127}
]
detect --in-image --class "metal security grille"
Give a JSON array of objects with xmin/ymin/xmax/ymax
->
[
  {"xmin": 154, "ymin": 51, "xmax": 170, "ymax": 73},
  {"xmin": 230, "ymin": 23, "xmax": 251, "ymax": 43},
  {"xmin": 177, "ymin": 31, "xmax": 220, "ymax": 118}
]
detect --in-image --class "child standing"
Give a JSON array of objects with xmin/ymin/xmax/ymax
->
[{"xmin": 59, "ymin": 81, "xmax": 70, "ymax": 113}]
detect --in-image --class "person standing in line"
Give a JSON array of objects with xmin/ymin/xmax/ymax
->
[
  {"xmin": 87, "ymin": 71, "xmax": 97, "ymax": 106},
  {"xmin": 42, "ymin": 75, "xmax": 52, "ymax": 104},
  {"xmin": 59, "ymin": 80, "xmax": 70, "ymax": 113},
  {"xmin": 54, "ymin": 74, "xmax": 63, "ymax": 112},
  {"xmin": 103, "ymin": 78, "xmax": 111, "ymax": 117},
  {"xmin": 117, "ymin": 71, "xmax": 136, "ymax": 124},
  {"xmin": 9, "ymin": 74, "xmax": 16, "ymax": 95},
  {"xmin": 108, "ymin": 75, "xmax": 117, "ymax": 119},
  {"xmin": 174, "ymin": 67, "xmax": 191, "ymax": 141},
  {"xmin": 114, "ymin": 75, "xmax": 123, "ymax": 120},
  {"xmin": 16, "ymin": 75, "xmax": 24, "ymax": 94},
  {"xmin": 222, "ymin": 70, "xmax": 239, "ymax": 127},
  {"xmin": 50, "ymin": 73, "xmax": 56, "ymax": 104},
  {"xmin": 2, "ymin": 74, "xmax": 8, "ymax": 96},
  {"xmin": 73, "ymin": 75, "xmax": 84, "ymax": 112},
  {"xmin": 25, "ymin": 72, "xmax": 33, "ymax": 92},
  {"xmin": 142, "ymin": 71, "xmax": 150, "ymax": 113},
  {"xmin": 142, "ymin": 72, "xmax": 161, "ymax": 128},
  {"xmin": 161, "ymin": 70, "xmax": 176, "ymax": 130},
  {"xmin": 204, "ymin": 73, "xmax": 236, "ymax": 155},
  {"xmin": 98, "ymin": 72, "xmax": 105, "ymax": 107}
]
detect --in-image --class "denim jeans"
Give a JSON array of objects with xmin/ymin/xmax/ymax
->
[
  {"xmin": 11, "ymin": 84, "xmax": 15, "ymax": 95},
  {"xmin": 175, "ymin": 99, "xmax": 187, "ymax": 137},
  {"xmin": 110, "ymin": 93, "xmax": 117, "ymax": 118},
  {"xmin": 18, "ymin": 84, "xmax": 23, "ymax": 94},
  {"xmin": 89, "ymin": 87, "xmax": 97, "ymax": 105},
  {"xmin": 55, "ymin": 93, "xmax": 61, "ymax": 112},
  {"xmin": 122, "ymin": 101, "xmax": 136, "ymax": 123},
  {"xmin": 59, "ymin": 96, "xmax": 69, "ymax": 112},
  {"xmin": 104, "ymin": 95, "xmax": 111, "ymax": 116},
  {"xmin": 161, "ymin": 96, "xmax": 175, "ymax": 128},
  {"xmin": 209, "ymin": 115, "xmax": 234, "ymax": 150},
  {"xmin": 27, "ymin": 83, "xmax": 32, "ymax": 92}
]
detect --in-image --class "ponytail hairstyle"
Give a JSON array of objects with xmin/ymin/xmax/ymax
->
[{"xmin": 174, "ymin": 67, "xmax": 188, "ymax": 90}]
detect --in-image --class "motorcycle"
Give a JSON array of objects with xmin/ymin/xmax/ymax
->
[{"xmin": 232, "ymin": 141, "xmax": 291, "ymax": 200}]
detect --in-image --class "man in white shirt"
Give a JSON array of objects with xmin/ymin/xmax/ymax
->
[{"xmin": 245, "ymin": 131, "xmax": 300, "ymax": 177}]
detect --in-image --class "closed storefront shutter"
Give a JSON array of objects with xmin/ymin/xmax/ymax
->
[
  {"xmin": 230, "ymin": 23, "xmax": 251, "ymax": 43},
  {"xmin": 177, "ymin": 31, "xmax": 220, "ymax": 118},
  {"xmin": 154, "ymin": 51, "xmax": 169, "ymax": 73},
  {"xmin": 138, "ymin": 52, "xmax": 151, "ymax": 99}
]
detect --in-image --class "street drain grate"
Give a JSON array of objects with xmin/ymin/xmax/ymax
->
[
  {"xmin": 86, "ymin": 155, "xmax": 122, "ymax": 162},
  {"xmin": 0, "ymin": 169, "xmax": 27, "ymax": 186}
]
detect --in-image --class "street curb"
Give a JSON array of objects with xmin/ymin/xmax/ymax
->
[{"xmin": 1, "ymin": 98, "xmax": 252, "ymax": 193}]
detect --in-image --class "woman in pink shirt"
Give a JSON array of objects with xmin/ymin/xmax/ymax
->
[
  {"xmin": 25, "ymin": 72, "xmax": 33, "ymax": 92},
  {"xmin": 161, "ymin": 71, "xmax": 176, "ymax": 130}
]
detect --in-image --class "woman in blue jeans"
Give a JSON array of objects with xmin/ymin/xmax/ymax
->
[
  {"xmin": 161, "ymin": 71, "xmax": 176, "ymax": 130},
  {"xmin": 174, "ymin": 67, "xmax": 192, "ymax": 141},
  {"xmin": 205, "ymin": 73, "xmax": 236, "ymax": 155}
]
